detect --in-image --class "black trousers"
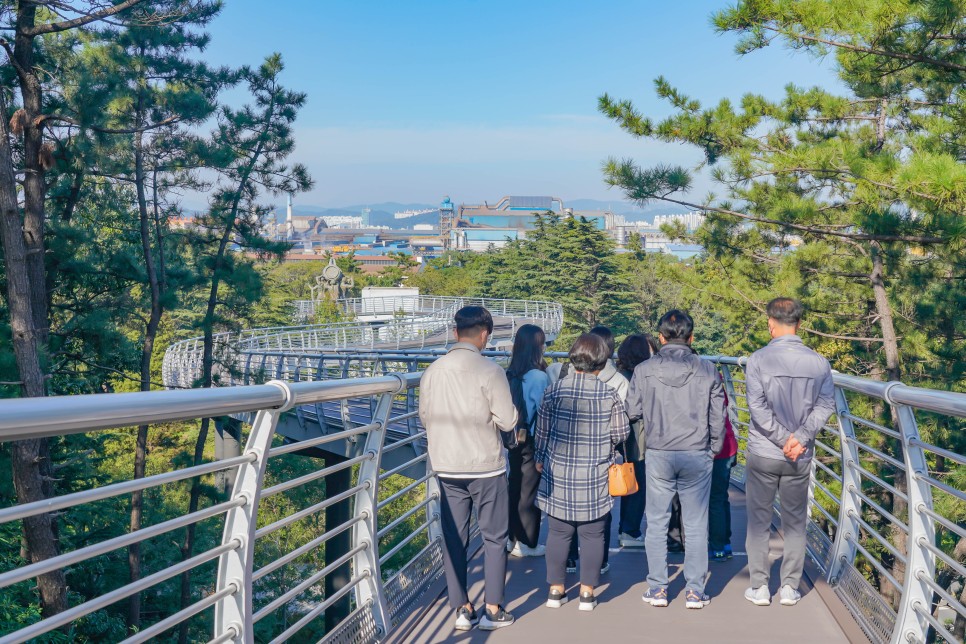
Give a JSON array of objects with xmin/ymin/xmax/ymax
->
[
  {"xmin": 507, "ymin": 440, "xmax": 542, "ymax": 547},
  {"xmin": 439, "ymin": 475, "xmax": 509, "ymax": 609},
  {"xmin": 618, "ymin": 459, "xmax": 647, "ymax": 538},
  {"xmin": 567, "ymin": 511, "xmax": 611, "ymax": 565},
  {"xmin": 547, "ymin": 514, "xmax": 607, "ymax": 588}
]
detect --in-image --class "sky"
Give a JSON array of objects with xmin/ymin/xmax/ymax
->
[{"xmin": 198, "ymin": 0, "xmax": 844, "ymax": 209}]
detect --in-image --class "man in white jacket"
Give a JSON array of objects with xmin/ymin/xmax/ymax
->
[{"xmin": 419, "ymin": 306, "xmax": 519, "ymax": 632}]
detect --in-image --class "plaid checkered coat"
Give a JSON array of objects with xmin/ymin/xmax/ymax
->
[{"xmin": 534, "ymin": 372, "xmax": 630, "ymax": 522}]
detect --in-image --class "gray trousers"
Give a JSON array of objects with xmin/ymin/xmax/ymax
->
[
  {"xmin": 438, "ymin": 475, "xmax": 509, "ymax": 608},
  {"xmin": 644, "ymin": 449, "xmax": 713, "ymax": 593},
  {"xmin": 745, "ymin": 452, "xmax": 811, "ymax": 589}
]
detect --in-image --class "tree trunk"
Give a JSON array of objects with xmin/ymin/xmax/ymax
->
[
  {"xmin": 0, "ymin": 85, "xmax": 67, "ymax": 618},
  {"xmin": 14, "ymin": 4, "xmax": 50, "ymax": 345},
  {"xmin": 128, "ymin": 124, "xmax": 164, "ymax": 633},
  {"xmin": 869, "ymin": 244, "xmax": 901, "ymax": 381},
  {"xmin": 177, "ymin": 217, "xmax": 235, "ymax": 644}
]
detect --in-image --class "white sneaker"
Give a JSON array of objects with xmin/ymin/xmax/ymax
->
[
  {"xmin": 745, "ymin": 586, "xmax": 771, "ymax": 606},
  {"xmin": 780, "ymin": 585, "xmax": 801, "ymax": 606},
  {"xmin": 619, "ymin": 532, "xmax": 646, "ymax": 548},
  {"xmin": 509, "ymin": 542, "xmax": 546, "ymax": 557}
]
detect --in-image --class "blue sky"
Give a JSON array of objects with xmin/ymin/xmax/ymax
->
[{"xmin": 201, "ymin": 1, "xmax": 843, "ymax": 208}]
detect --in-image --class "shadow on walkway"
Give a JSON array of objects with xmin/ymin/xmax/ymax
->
[{"xmin": 401, "ymin": 486, "xmax": 850, "ymax": 644}]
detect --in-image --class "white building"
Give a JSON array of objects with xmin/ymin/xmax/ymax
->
[{"xmin": 651, "ymin": 211, "xmax": 706, "ymax": 230}]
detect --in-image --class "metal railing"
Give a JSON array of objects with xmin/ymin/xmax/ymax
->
[
  {"xmin": 0, "ymin": 375, "xmax": 440, "ymax": 644},
  {"xmin": 1, "ymin": 349, "xmax": 963, "ymax": 643},
  {"xmin": 162, "ymin": 297, "xmax": 563, "ymax": 389}
]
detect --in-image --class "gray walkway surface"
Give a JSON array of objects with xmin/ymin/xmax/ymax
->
[{"xmin": 400, "ymin": 487, "xmax": 853, "ymax": 644}]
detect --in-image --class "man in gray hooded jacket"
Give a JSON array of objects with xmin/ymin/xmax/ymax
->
[{"xmin": 627, "ymin": 309, "xmax": 725, "ymax": 610}]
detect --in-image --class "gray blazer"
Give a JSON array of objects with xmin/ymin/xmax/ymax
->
[{"xmin": 745, "ymin": 335, "xmax": 835, "ymax": 462}]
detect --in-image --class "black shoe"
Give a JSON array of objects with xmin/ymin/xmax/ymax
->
[
  {"xmin": 546, "ymin": 588, "xmax": 568, "ymax": 609},
  {"xmin": 579, "ymin": 591, "xmax": 597, "ymax": 611},
  {"xmin": 566, "ymin": 558, "xmax": 578, "ymax": 574},
  {"xmin": 479, "ymin": 606, "xmax": 515, "ymax": 630},
  {"xmin": 667, "ymin": 541, "xmax": 685, "ymax": 553},
  {"xmin": 454, "ymin": 606, "xmax": 478, "ymax": 631}
]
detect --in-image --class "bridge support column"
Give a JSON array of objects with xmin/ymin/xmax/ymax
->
[
  {"xmin": 324, "ymin": 452, "xmax": 354, "ymax": 633},
  {"xmin": 828, "ymin": 387, "xmax": 862, "ymax": 586},
  {"xmin": 215, "ymin": 417, "xmax": 242, "ymax": 495},
  {"xmin": 889, "ymin": 397, "xmax": 936, "ymax": 644}
]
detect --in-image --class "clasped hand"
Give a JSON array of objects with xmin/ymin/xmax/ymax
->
[{"xmin": 784, "ymin": 435, "xmax": 806, "ymax": 461}]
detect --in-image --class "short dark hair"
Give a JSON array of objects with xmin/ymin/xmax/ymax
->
[
  {"xmin": 617, "ymin": 334, "xmax": 653, "ymax": 373},
  {"xmin": 454, "ymin": 305, "xmax": 493, "ymax": 336},
  {"xmin": 767, "ymin": 297, "xmax": 804, "ymax": 326},
  {"xmin": 569, "ymin": 333, "xmax": 610, "ymax": 373},
  {"xmin": 658, "ymin": 309, "xmax": 694, "ymax": 341},
  {"xmin": 589, "ymin": 325, "xmax": 615, "ymax": 354}
]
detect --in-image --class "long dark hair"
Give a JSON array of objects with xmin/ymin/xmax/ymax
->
[
  {"xmin": 617, "ymin": 333, "xmax": 653, "ymax": 373},
  {"xmin": 508, "ymin": 324, "xmax": 546, "ymax": 376}
]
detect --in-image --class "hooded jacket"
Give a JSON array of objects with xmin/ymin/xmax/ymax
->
[{"xmin": 626, "ymin": 342, "xmax": 725, "ymax": 453}]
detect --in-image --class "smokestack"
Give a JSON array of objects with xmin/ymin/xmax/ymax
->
[{"xmin": 286, "ymin": 194, "xmax": 293, "ymax": 223}]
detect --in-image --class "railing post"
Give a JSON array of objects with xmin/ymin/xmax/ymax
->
[
  {"xmin": 213, "ymin": 380, "xmax": 295, "ymax": 643},
  {"xmin": 351, "ymin": 377, "xmax": 404, "ymax": 638},
  {"xmin": 889, "ymin": 396, "xmax": 936, "ymax": 644},
  {"xmin": 827, "ymin": 386, "xmax": 862, "ymax": 586}
]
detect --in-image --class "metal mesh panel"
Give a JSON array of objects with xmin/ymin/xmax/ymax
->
[
  {"xmin": 730, "ymin": 462, "xmax": 746, "ymax": 489},
  {"xmin": 385, "ymin": 538, "xmax": 445, "ymax": 625},
  {"xmin": 806, "ymin": 520, "xmax": 833, "ymax": 573},
  {"xmin": 323, "ymin": 602, "xmax": 379, "ymax": 644},
  {"xmin": 833, "ymin": 561, "xmax": 895, "ymax": 644}
]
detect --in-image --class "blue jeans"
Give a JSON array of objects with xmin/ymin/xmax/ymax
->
[{"xmin": 644, "ymin": 449, "xmax": 713, "ymax": 593}]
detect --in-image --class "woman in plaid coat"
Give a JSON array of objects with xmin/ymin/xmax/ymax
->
[{"xmin": 534, "ymin": 333, "xmax": 630, "ymax": 612}]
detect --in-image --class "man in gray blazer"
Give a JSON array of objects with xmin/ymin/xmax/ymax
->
[{"xmin": 744, "ymin": 298, "xmax": 835, "ymax": 607}]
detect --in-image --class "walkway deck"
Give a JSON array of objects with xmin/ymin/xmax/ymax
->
[{"xmin": 396, "ymin": 486, "xmax": 855, "ymax": 644}]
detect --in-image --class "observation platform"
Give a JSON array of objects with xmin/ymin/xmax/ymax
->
[
  {"xmin": 400, "ymin": 486, "xmax": 858, "ymax": 644},
  {"xmin": 0, "ymin": 294, "xmax": 963, "ymax": 644}
]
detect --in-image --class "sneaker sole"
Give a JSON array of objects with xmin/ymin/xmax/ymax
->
[
  {"xmin": 642, "ymin": 597, "xmax": 668, "ymax": 607},
  {"xmin": 454, "ymin": 621, "xmax": 477, "ymax": 631},
  {"xmin": 780, "ymin": 598, "xmax": 800, "ymax": 606},
  {"xmin": 546, "ymin": 598, "xmax": 567, "ymax": 609},
  {"xmin": 479, "ymin": 621, "xmax": 514, "ymax": 631},
  {"xmin": 746, "ymin": 597, "xmax": 771, "ymax": 606},
  {"xmin": 686, "ymin": 601, "xmax": 710, "ymax": 609},
  {"xmin": 578, "ymin": 601, "xmax": 597, "ymax": 611}
]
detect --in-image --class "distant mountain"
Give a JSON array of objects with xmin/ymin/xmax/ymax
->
[{"xmin": 564, "ymin": 198, "xmax": 691, "ymax": 220}]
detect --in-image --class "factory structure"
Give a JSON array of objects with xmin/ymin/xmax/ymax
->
[{"xmin": 260, "ymin": 195, "xmax": 706, "ymax": 269}]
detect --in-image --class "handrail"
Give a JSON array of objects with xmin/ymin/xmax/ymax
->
[
  {"xmin": 161, "ymin": 296, "xmax": 563, "ymax": 389},
  {"xmin": 1, "ymin": 349, "xmax": 964, "ymax": 644}
]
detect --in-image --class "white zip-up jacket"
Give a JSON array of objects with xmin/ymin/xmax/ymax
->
[{"xmin": 419, "ymin": 342, "xmax": 519, "ymax": 477}]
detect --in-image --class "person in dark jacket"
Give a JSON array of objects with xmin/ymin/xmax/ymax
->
[
  {"xmin": 534, "ymin": 334, "xmax": 629, "ymax": 612},
  {"xmin": 627, "ymin": 310, "xmax": 725, "ymax": 610},
  {"xmin": 615, "ymin": 334, "xmax": 654, "ymax": 547}
]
